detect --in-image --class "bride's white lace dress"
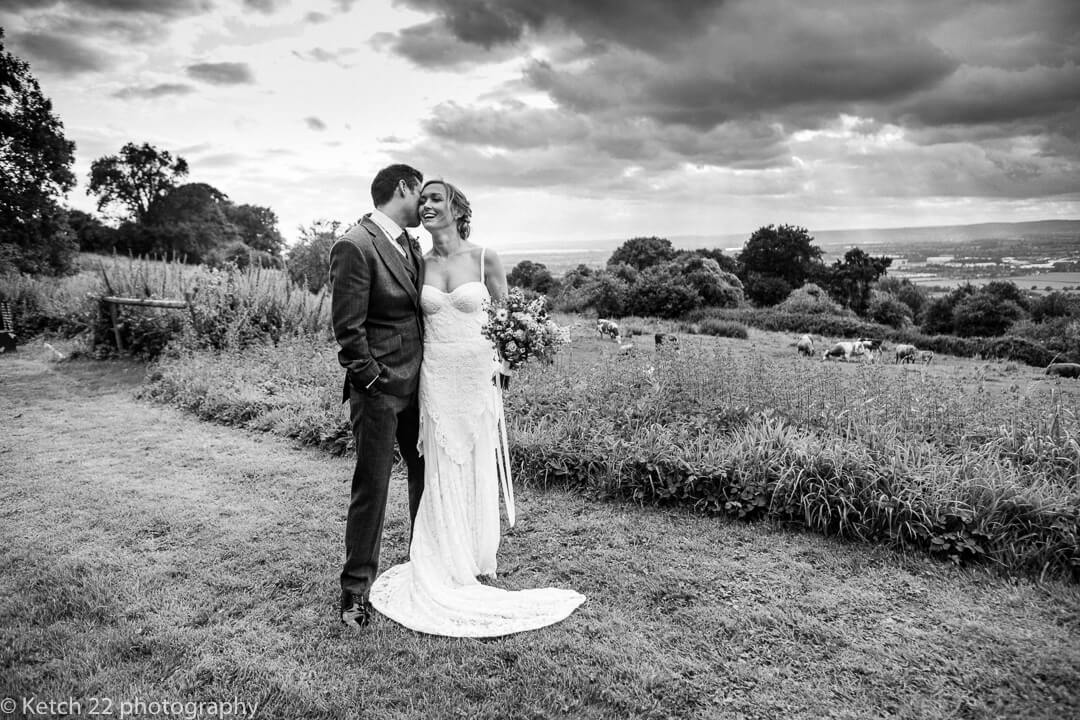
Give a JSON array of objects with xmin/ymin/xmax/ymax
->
[{"xmin": 369, "ymin": 271, "xmax": 585, "ymax": 637}]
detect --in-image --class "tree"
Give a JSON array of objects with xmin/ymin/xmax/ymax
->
[
  {"xmin": 736, "ymin": 225, "xmax": 823, "ymax": 305},
  {"xmin": 607, "ymin": 236, "xmax": 676, "ymax": 271},
  {"xmin": 0, "ymin": 29, "xmax": 77, "ymax": 274},
  {"xmin": 507, "ymin": 260, "xmax": 555, "ymax": 294},
  {"xmin": 136, "ymin": 182, "xmax": 238, "ymax": 263},
  {"xmin": 919, "ymin": 284, "xmax": 976, "ymax": 335},
  {"xmin": 225, "ymin": 203, "xmax": 284, "ymax": 256},
  {"xmin": 952, "ymin": 292, "xmax": 1025, "ymax": 337},
  {"xmin": 88, "ymin": 142, "xmax": 188, "ymax": 223},
  {"xmin": 876, "ymin": 276, "xmax": 928, "ymax": 319},
  {"xmin": 67, "ymin": 208, "xmax": 116, "ymax": 252},
  {"xmin": 287, "ymin": 219, "xmax": 341, "ymax": 292},
  {"xmin": 1031, "ymin": 291, "xmax": 1080, "ymax": 323},
  {"xmin": 823, "ymin": 247, "xmax": 892, "ymax": 316},
  {"xmin": 979, "ymin": 280, "xmax": 1029, "ymax": 313}
]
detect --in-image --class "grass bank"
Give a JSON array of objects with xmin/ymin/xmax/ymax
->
[{"xmin": 139, "ymin": 322, "xmax": 1080, "ymax": 583}]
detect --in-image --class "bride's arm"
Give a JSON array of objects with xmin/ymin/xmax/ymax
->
[{"xmin": 483, "ymin": 248, "xmax": 508, "ymax": 301}]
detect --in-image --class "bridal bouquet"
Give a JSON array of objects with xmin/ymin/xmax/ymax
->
[{"xmin": 482, "ymin": 288, "xmax": 569, "ymax": 371}]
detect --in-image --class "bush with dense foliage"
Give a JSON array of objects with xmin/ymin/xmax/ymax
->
[
  {"xmin": 866, "ymin": 290, "xmax": 913, "ymax": 328},
  {"xmin": 774, "ymin": 283, "xmax": 843, "ymax": 315},
  {"xmin": 0, "ymin": 254, "xmax": 328, "ymax": 358},
  {"xmin": 507, "ymin": 260, "xmax": 556, "ymax": 294}
]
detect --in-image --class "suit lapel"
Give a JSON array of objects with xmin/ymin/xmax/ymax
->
[{"xmin": 361, "ymin": 216, "xmax": 418, "ymax": 305}]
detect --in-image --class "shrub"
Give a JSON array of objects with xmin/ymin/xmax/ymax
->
[
  {"xmin": 867, "ymin": 291, "xmax": 913, "ymax": 328},
  {"xmin": 776, "ymin": 283, "xmax": 842, "ymax": 315},
  {"xmin": 691, "ymin": 318, "xmax": 748, "ymax": 339},
  {"xmin": 953, "ymin": 294, "xmax": 1026, "ymax": 337}
]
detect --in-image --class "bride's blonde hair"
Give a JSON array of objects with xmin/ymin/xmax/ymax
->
[{"xmin": 421, "ymin": 179, "xmax": 472, "ymax": 240}]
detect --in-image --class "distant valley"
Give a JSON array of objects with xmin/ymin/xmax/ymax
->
[{"xmin": 499, "ymin": 219, "xmax": 1080, "ymax": 288}]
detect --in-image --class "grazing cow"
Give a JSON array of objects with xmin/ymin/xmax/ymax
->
[
  {"xmin": 858, "ymin": 337, "xmax": 884, "ymax": 363},
  {"xmin": 655, "ymin": 333, "xmax": 680, "ymax": 350},
  {"xmin": 1045, "ymin": 362, "xmax": 1080, "ymax": 379},
  {"xmin": 822, "ymin": 340, "xmax": 869, "ymax": 362},
  {"xmin": 796, "ymin": 334, "xmax": 815, "ymax": 357},
  {"xmin": 916, "ymin": 350, "xmax": 935, "ymax": 365},
  {"xmin": 895, "ymin": 344, "xmax": 917, "ymax": 364},
  {"xmin": 596, "ymin": 318, "xmax": 620, "ymax": 340}
]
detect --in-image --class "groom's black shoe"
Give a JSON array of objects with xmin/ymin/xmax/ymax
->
[{"xmin": 340, "ymin": 591, "xmax": 371, "ymax": 629}]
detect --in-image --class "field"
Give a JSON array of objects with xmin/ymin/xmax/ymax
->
[
  {"xmin": 2, "ymin": 350, "xmax": 1079, "ymax": 720},
  {"xmin": 905, "ymin": 272, "xmax": 1080, "ymax": 291}
]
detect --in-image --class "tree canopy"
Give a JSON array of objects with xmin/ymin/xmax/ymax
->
[
  {"xmin": 507, "ymin": 260, "xmax": 556, "ymax": 294},
  {"xmin": 88, "ymin": 142, "xmax": 189, "ymax": 223},
  {"xmin": 736, "ymin": 225, "xmax": 823, "ymax": 305},
  {"xmin": 822, "ymin": 247, "xmax": 892, "ymax": 316},
  {"xmin": 287, "ymin": 219, "xmax": 341, "ymax": 292},
  {"xmin": 0, "ymin": 29, "xmax": 77, "ymax": 274},
  {"xmin": 607, "ymin": 236, "xmax": 677, "ymax": 271}
]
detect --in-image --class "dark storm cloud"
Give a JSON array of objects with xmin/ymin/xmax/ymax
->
[
  {"xmin": 370, "ymin": 20, "xmax": 516, "ymax": 68},
  {"xmin": 395, "ymin": 0, "xmax": 724, "ymax": 54},
  {"xmin": 112, "ymin": 82, "xmax": 195, "ymax": 99},
  {"xmin": 305, "ymin": 117, "xmax": 327, "ymax": 131},
  {"xmin": 388, "ymin": 0, "xmax": 1080, "ymax": 204},
  {"xmin": 11, "ymin": 31, "xmax": 112, "ymax": 75},
  {"xmin": 897, "ymin": 64, "xmax": 1080, "ymax": 128},
  {"xmin": 186, "ymin": 62, "xmax": 255, "ymax": 85},
  {"xmin": 5, "ymin": 0, "xmax": 214, "ymax": 15}
]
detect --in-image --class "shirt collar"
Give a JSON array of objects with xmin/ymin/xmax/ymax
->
[{"xmin": 369, "ymin": 208, "xmax": 404, "ymax": 243}]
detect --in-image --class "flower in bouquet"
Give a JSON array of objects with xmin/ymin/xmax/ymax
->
[{"xmin": 482, "ymin": 288, "xmax": 568, "ymax": 371}]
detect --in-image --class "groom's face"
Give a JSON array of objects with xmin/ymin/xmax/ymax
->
[{"xmin": 401, "ymin": 179, "xmax": 422, "ymax": 227}]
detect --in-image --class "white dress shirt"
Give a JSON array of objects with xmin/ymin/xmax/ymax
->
[{"xmin": 369, "ymin": 209, "xmax": 408, "ymax": 258}]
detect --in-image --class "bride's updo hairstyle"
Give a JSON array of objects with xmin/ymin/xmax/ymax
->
[{"xmin": 422, "ymin": 179, "xmax": 472, "ymax": 240}]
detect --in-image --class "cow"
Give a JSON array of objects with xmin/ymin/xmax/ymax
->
[
  {"xmin": 858, "ymin": 337, "xmax": 884, "ymax": 363},
  {"xmin": 655, "ymin": 332, "xmax": 679, "ymax": 350},
  {"xmin": 822, "ymin": 340, "xmax": 870, "ymax": 362},
  {"xmin": 916, "ymin": 350, "xmax": 935, "ymax": 365},
  {"xmin": 1045, "ymin": 362, "xmax": 1080, "ymax": 379},
  {"xmin": 895, "ymin": 344, "xmax": 918, "ymax": 364},
  {"xmin": 796, "ymin": 334, "xmax": 815, "ymax": 357},
  {"xmin": 596, "ymin": 318, "xmax": 620, "ymax": 340}
]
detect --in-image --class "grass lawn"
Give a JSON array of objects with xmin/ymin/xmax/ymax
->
[{"xmin": 2, "ymin": 351, "xmax": 1079, "ymax": 719}]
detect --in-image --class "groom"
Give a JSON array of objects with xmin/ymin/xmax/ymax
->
[{"xmin": 329, "ymin": 163, "xmax": 426, "ymax": 628}]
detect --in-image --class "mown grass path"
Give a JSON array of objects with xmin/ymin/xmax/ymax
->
[{"xmin": 2, "ymin": 355, "xmax": 1079, "ymax": 720}]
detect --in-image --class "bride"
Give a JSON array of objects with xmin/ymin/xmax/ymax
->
[{"xmin": 369, "ymin": 180, "xmax": 585, "ymax": 637}]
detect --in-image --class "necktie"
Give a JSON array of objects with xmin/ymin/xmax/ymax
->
[{"xmin": 397, "ymin": 232, "xmax": 416, "ymax": 278}]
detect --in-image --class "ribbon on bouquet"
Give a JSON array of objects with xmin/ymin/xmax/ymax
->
[{"xmin": 494, "ymin": 365, "xmax": 516, "ymax": 527}]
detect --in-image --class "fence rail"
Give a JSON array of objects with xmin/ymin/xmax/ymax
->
[{"xmin": 101, "ymin": 295, "xmax": 192, "ymax": 351}]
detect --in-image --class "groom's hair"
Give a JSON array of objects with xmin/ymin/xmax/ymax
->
[{"xmin": 371, "ymin": 164, "xmax": 423, "ymax": 207}]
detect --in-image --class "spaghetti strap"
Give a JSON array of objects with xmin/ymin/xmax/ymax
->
[{"xmin": 480, "ymin": 246, "xmax": 486, "ymax": 285}]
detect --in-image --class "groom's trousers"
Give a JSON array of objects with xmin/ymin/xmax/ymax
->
[{"xmin": 341, "ymin": 385, "xmax": 425, "ymax": 600}]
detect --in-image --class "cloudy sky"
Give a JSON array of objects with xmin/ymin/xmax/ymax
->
[{"xmin": 2, "ymin": 0, "xmax": 1079, "ymax": 249}]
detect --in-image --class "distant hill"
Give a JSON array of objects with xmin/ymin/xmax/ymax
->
[
  {"xmin": 667, "ymin": 219, "xmax": 1080, "ymax": 253},
  {"xmin": 499, "ymin": 219, "xmax": 1080, "ymax": 273}
]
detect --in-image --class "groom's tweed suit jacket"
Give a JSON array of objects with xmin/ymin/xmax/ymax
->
[{"xmin": 329, "ymin": 215, "xmax": 425, "ymax": 401}]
